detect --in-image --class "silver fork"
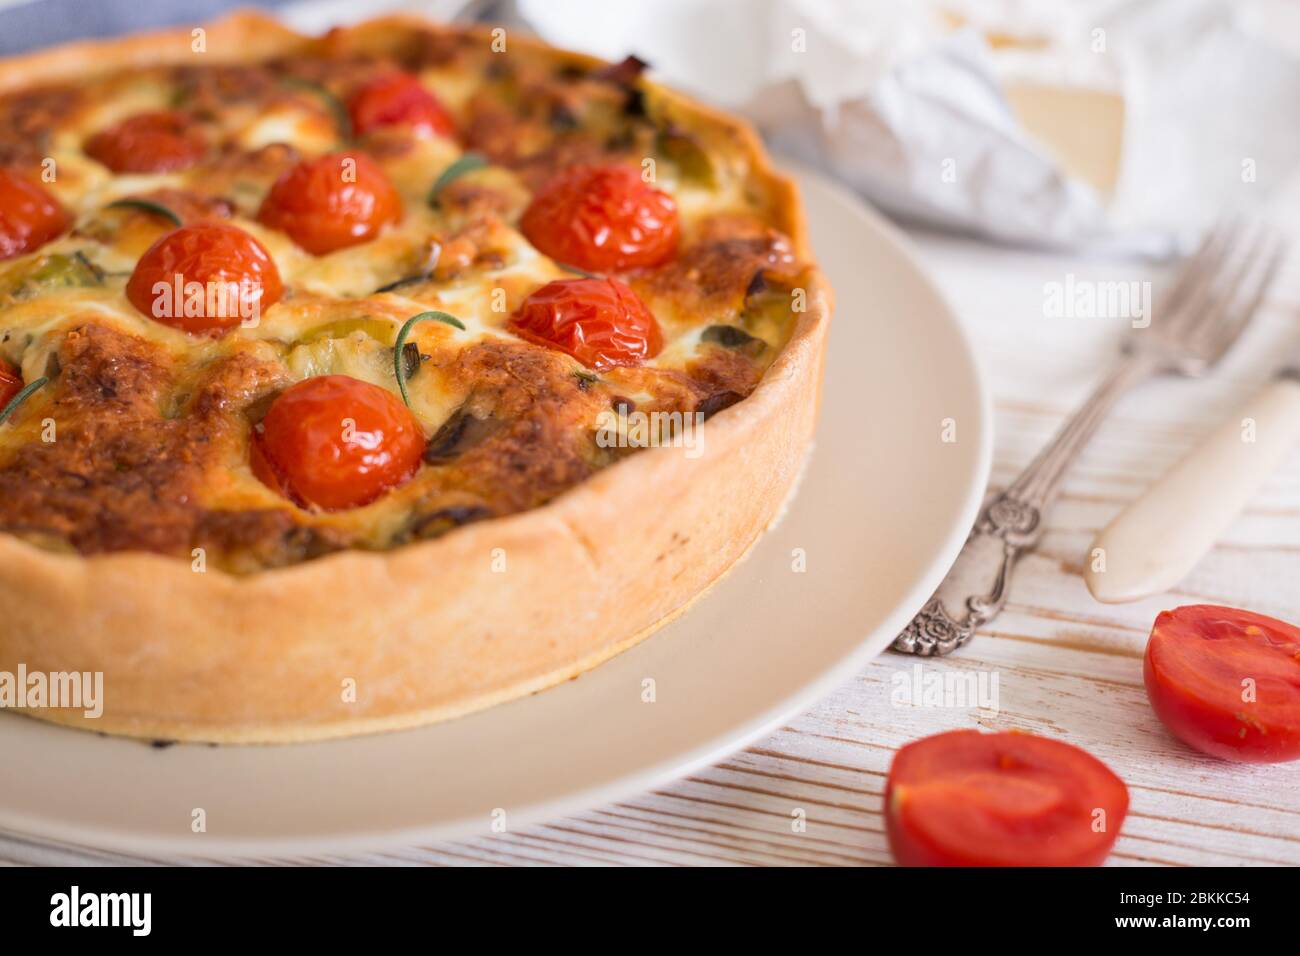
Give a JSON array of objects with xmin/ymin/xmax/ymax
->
[{"xmin": 893, "ymin": 219, "xmax": 1289, "ymax": 656}]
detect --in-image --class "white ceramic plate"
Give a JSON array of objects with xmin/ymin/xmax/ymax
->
[{"xmin": 0, "ymin": 171, "xmax": 991, "ymax": 858}]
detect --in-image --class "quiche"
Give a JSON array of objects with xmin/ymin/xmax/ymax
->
[{"xmin": 0, "ymin": 13, "xmax": 830, "ymax": 742}]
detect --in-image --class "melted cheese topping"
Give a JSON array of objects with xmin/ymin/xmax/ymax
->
[{"xmin": 0, "ymin": 24, "xmax": 809, "ymax": 571}]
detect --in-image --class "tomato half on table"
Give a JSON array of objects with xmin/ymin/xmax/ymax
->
[
  {"xmin": 257, "ymin": 151, "xmax": 402, "ymax": 256},
  {"xmin": 1145, "ymin": 605, "xmax": 1300, "ymax": 763},
  {"xmin": 0, "ymin": 168, "xmax": 71, "ymax": 261},
  {"xmin": 348, "ymin": 72, "xmax": 456, "ymax": 138},
  {"xmin": 126, "ymin": 222, "xmax": 283, "ymax": 334},
  {"xmin": 84, "ymin": 111, "xmax": 206, "ymax": 173},
  {"xmin": 510, "ymin": 277, "xmax": 662, "ymax": 371},
  {"xmin": 519, "ymin": 164, "xmax": 679, "ymax": 272},
  {"xmin": 885, "ymin": 729, "xmax": 1129, "ymax": 867},
  {"xmin": 251, "ymin": 375, "xmax": 425, "ymax": 511}
]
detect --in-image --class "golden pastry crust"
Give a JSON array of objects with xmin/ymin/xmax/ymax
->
[{"xmin": 0, "ymin": 11, "xmax": 831, "ymax": 742}]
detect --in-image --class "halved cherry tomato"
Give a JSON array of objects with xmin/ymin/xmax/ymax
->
[
  {"xmin": 0, "ymin": 168, "xmax": 71, "ymax": 261},
  {"xmin": 257, "ymin": 151, "xmax": 402, "ymax": 255},
  {"xmin": 1145, "ymin": 604, "xmax": 1300, "ymax": 763},
  {"xmin": 885, "ymin": 729, "xmax": 1129, "ymax": 867},
  {"xmin": 84, "ymin": 111, "xmax": 206, "ymax": 173},
  {"xmin": 348, "ymin": 72, "xmax": 456, "ymax": 138},
  {"xmin": 0, "ymin": 360, "xmax": 23, "ymax": 408},
  {"xmin": 519, "ymin": 164, "xmax": 679, "ymax": 272},
  {"xmin": 251, "ymin": 374, "xmax": 425, "ymax": 511},
  {"xmin": 511, "ymin": 277, "xmax": 662, "ymax": 371},
  {"xmin": 125, "ymin": 222, "xmax": 283, "ymax": 334}
]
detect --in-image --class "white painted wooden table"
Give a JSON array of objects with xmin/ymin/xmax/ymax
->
[{"xmin": 4, "ymin": 203, "xmax": 1297, "ymax": 869}]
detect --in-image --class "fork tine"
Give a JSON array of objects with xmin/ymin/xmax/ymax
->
[
  {"xmin": 1158, "ymin": 218, "xmax": 1244, "ymax": 325},
  {"xmin": 1184, "ymin": 222, "xmax": 1273, "ymax": 336},
  {"xmin": 1200, "ymin": 231, "xmax": 1289, "ymax": 359},
  {"xmin": 1138, "ymin": 217, "xmax": 1286, "ymax": 373}
]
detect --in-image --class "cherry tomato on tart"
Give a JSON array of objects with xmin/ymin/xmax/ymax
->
[
  {"xmin": 511, "ymin": 277, "xmax": 662, "ymax": 371},
  {"xmin": 83, "ymin": 111, "xmax": 206, "ymax": 173},
  {"xmin": 125, "ymin": 222, "xmax": 283, "ymax": 334},
  {"xmin": 252, "ymin": 374, "xmax": 425, "ymax": 511},
  {"xmin": 0, "ymin": 360, "xmax": 23, "ymax": 409},
  {"xmin": 257, "ymin": 150, "xmax": 402, "ymax": 255},
  {"xmin": 348, "ymin": 72, "xmax": 456, "ymax": 138},
  {"xmin": 0, "ymin": 168, "xmax": 71, "ymax": 260},
  {"xmin": 1145, "ymin": 605, "xmax": 1300, "ymax": 763},
  {"xmin": 885, "ymin": 729, "xmax": 1129, "ymax": 867},
  {"xmin": 519, "ymin": 164, "xmax": 679, "ymax": 272}
]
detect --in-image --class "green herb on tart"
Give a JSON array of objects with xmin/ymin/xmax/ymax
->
[
  {"xmin": 393, "ymin": 310, "xmax": 465, "ymax": 406},
  {"xmin": 427, "ymin": 151, "xmax": 488, "ymax": 207},
  {"xmin": 0, "ymin": 370, "xmax": 48, "ymax": 426},
  {"xmin": 105, "ymin": 198, "xmax": 184, "ymax": 228}
]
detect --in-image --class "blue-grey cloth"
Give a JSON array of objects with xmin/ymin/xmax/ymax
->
[{"xmin": 0, "ymin": 0, "xmax": 296, "ymax": 55}]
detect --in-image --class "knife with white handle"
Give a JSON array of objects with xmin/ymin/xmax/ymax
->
[{"xmin": 1086, "ymin": 370, "xmax": 1300, "ymax": 603}]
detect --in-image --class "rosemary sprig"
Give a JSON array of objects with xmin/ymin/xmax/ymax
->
[
  {"xmin": 373, "ymin": 243, "xmax": 443, "ymax": 294},
  {"xmin": 393, "ymin": 311, "xmax": 465, "ymax": 406},
  {"xmin": 73, "ymin": 250, "xmax": 106, "ymax": 284},
  {"xmin": 374, "ymin": 274, "xmax": 429, "ymax": 294},
  {"xmin": 0, "ymin": 375, "xmax": 48, "ymax": 425},
  {"xmin": 283, "ymin": 78, "xmax": 352, "ymax": 142},
  {"xmin": 427, "ymin": 152, "xmax": 488, "ymax": 207},
  {"xmin": 105, "ymin": 198, "xmax": 182, "ymax": 228},
  {"xmin": 558, "ymin": 263, "xmax": 599, "ymax": 279}
]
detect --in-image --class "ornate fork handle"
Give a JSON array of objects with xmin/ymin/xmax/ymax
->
[{"xmin": 893, "ymin": 356, "xmax": 1154, "ymax": 656}]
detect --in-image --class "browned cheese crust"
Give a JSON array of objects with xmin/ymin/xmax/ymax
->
[{"xmin": 0, "ymin": 12, "xmax": 831, "ymax": 742}]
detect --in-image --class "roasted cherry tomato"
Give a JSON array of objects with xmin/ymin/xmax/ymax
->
[
  {"xmin": 885, "ymin": 729, "xmax": 1129, "ymax": 867},
  {"xmin": 348, "ymin": 72, "xmax": 456, "ymax": 138},
  {"xmin": 252, "ymin": 374, "xmax": 425, "ymax": 511},
  {"xmin": 0, "ymin": 168, "xmax": 71, "ymax": 261},
  {"xmin": 0, "ymin": 360, "xmax": 23, "ymax": 408},
  {"xmin": 125, "ymin": 222, "xmax": 284, "ymax": 334},
  {"xmin": 1145, "ymin": 604, "xmax": 1300, "ymax": 763},
  {"xmin": 257, "ymin": 151, "xmax": 402, "ymax": 255},
  {"xmin": 84, "ymin": 111, "xmax": 206, "ymax": 173},
  {"xmin": 511, "ymin": 277, "xmax": 661, "ymax": 371},
  {"xmin": 519, "ymin": 164, "xmax": 679, "ymax": 272}
]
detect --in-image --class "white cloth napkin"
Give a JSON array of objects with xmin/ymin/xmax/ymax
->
[{"xmin": 516, "ymin": 0, "xmax": 1300, "ymax": 258}]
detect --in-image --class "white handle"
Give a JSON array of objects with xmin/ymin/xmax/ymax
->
[{"xmin": 1086, "ymin": 378, "xmax": 1300, "ymax": 603}]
